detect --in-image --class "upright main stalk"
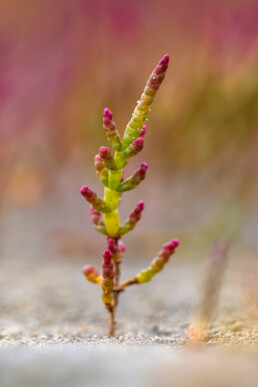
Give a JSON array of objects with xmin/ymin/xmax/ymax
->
[
  {"xmin": 81, "ymin": 55, "xmax": 173, "ymax": 337},
  {"xmin": 107, "ymin": 238, "xmax": 122, "ymax": 336},
  {"xmin": 103, "ymin": 168, "xmax": 123, "ymax": 336}
]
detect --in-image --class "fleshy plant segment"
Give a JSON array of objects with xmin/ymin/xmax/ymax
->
[{"xmin": 81, "ymin": 54, "xmax": 179, "ymax": 336}]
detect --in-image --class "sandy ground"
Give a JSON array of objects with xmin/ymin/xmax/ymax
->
[{"xmin": 0, "ymin": 255, "xmax": 257, "ymax": 386}]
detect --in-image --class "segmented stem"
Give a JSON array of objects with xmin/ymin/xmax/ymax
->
[
  {"xmin": 81, "ymin": 55, "xmax": 176, "ymax": 337},
  {"xmin": 121, "ymin": 54, "xmax": 169, "ymax": 150}
]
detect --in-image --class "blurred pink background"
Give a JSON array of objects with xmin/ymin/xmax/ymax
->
[{"xmin": 0, "ymin": 0, "xmax": 257, "ymax": 262}]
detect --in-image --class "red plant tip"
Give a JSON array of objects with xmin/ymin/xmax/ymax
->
[
  {"xmin": 82, "ymin": 265, "xmax": 95, "ymax": 276},
  {"xmin": 118, "ymin": 241, "xmax": 126, "ymax": 253},
  {"xmin": 138, "ymin": 162, "xmax": 148, "ymax": 179},
  {"xmin": 155, "ymin": 54, "xmax": 170, "ymax": 76},
  {"xmin": 103, "ymin": 108, "xmax": 113, "ymax": 120},
  {"xmin": 136, "ymin": 200, "xmax": 145, "ymax": 212},
  {"xmin": 133, "ymin": 137, "xmax": 144, "ymax": 151},
  {"xmin": 140, "ymin": 162, "xmax": 148, "ymax": 171},
  {"xmin": 107, "ymin": 238, "xmax": 117, "ymax": 254},
  {"xmin": 103, "ymin": 249, "xmax": 112, "ymax": 263},
  {"xmin": 160, "ymin": 54, "xmax": 169, "ymax": 65},
  {"xmin": 138, "ymin": 200, "xmax": 145, "ymax": 210},
  {"xmin": 99, "ymin": 146, "xmax": 111, "ymax": 159},
  {"xmin": 140, "ymin": 125, "xmax": 147, "ymax": 137},
  {"xmin": 80, "ymin": 186, "xmax": 94, "ymax": 198},
  {"xmin": 172, "ymin": 238, "xmax": 179, "ymax": 248},
  {"xmin": 163, "ymin": 238, "xmax": 179, "ymax": 253}
]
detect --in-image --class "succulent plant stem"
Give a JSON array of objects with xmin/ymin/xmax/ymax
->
[{"xmin": 81, "ymin": 55, "xmax": 178, "ymax": 337}]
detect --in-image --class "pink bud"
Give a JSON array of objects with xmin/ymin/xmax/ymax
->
[
  {"xmin": 160, "ymin": 54, "xmax": 169, "ymax": 65},
  {"xmin": 172, "ymin": 238, "xmax": 179, "ymax": 248},
  {"xmin": 139, "ymin": 162, "xmax": 148, "ymax": 177},
  {"xmin": 103, "ymin": 249, "xmax": 112, "ymax": 263},
  {"xmin": 80, "ymin": 186, "xmax": 94, "ymax": 198},
  {"xmin": 133, "ymin": 137, "xmax": 144, "ymax": 151},
  {"xmin": 155, "ymin": 54, "xmax": 170, "ymax": 75},
  {"xmin": 163, "ymin": 238, "xmax": 179, "ymax": 253},
  {"xmin": 140, "ymin": 162, "xmax": 148, "ymax": 170},
  {"xmin": 126, "ymin": 201, "xmax": 145, "ymax": 229},
  {"xmin": 133, "ymin": 201, "xmax": 145, "ymax": 217},
  {"xmin": 103, "ymin": 108, "xmax": 113, "ymax": 120},
  {"xmin": 107, "ymin": 238, "xmax": 117, "ymax": 255},
  {"xmin": 140, "ymin": 125, "xmax": 147, "ymax": 137},
  {"xmin": 118, "ymin": 241, "xmax": 126, "ymax": 253},
  {"xmin": 137, "ymin": 200, "xmax": 145, "ymax": 211},
  {"xmin": 99, "ymin": 146, "xmax": 111, "ymax": 159}
]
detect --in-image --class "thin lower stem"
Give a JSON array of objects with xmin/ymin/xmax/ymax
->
[
  {"xmin": 107, "ymin": 305, "xmax": 115, "ymax": 337},
  {"xmin": 107, "ymin": 239, "xmax": 122, "ymax": 337}
]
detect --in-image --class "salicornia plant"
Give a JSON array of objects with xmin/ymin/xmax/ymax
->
[{"xmin": 81, "ymin": 54, "xmax": 179, "ymax": 336}]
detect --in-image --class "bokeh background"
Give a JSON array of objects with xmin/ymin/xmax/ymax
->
[{"xmin": 0, "ymin": 0, "xmax": 257, "ymax": 266}]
